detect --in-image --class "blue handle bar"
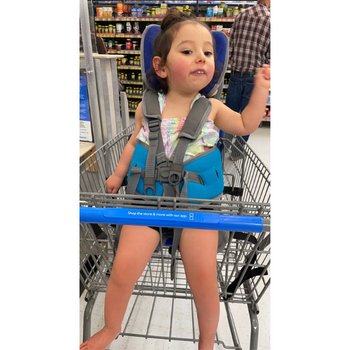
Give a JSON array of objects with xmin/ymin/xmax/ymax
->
[{"xmin": 80, "ymin": 207, "xmax": 263, "ymax": 233}]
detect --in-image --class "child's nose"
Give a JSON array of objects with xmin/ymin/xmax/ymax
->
[{"xmin": 196, "ymin": 51, "xmax": 206, "ymax": 63}]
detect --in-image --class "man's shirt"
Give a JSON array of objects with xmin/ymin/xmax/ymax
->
[{"xmin": 228, "ymin": 1, "xmax": 270, "ymax": 72}]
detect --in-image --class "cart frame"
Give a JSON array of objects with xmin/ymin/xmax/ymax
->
[{"xmin": 80, "ymin": 124, "xmax": 270, "ymax": 350}]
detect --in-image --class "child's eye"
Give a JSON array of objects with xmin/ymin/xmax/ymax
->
[
  {"xmin": 182, "ymin": 50, "xmax": 192, "ymax": 55},
  {"xmin": 205, "ymin": 51, "xmax": 213, "ymax": 56}
]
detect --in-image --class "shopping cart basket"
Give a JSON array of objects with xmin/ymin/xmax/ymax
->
[{"xmin": 80, "ymin": 124, "xmax": 270, "ymax": 350}]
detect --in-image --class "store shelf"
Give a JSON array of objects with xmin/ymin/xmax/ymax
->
[
  {"xmin": 96, "ymin": 16, "xmax": 236, "ymax": 22},
  {"xmin": 117, "ymin": 65, "xmax": 141, "ymax": 70},
  {"xmin": 95, "ymin": 16, "xmax": 163, "ymax": 21},
  {"xmin": 97, "ymin": 33, "xmax": 142, "ymax": 38},
  {"xmin": 120, "ymin": 80, "xmax": 143, "ymax": 85},
  {"xmin": 127, "ymin": 94, "xmax": 143, "ymax": 98},
  {"xmin": 116, "ymin": 50, "xmax": 141, "ymax": 55},
  {"xmin": 197, "ymin": 16, "xmax": 236, "ymax": 22}
]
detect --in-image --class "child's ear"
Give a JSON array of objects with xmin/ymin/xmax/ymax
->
[{"xmin": 153, "ymin": 56, "xmax": 167, "ymax": 78}]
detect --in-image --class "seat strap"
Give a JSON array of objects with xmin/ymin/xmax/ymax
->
[{"xmin": 223, "ymin": 233, "xmax": 270, "ymax": 300}]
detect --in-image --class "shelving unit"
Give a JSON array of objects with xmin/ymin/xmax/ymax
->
[{"xmin": 91, "ymin": 1, "xmax": 270, "ymax": 121}]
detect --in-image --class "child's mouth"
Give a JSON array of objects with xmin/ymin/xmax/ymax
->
[{"xmin": 191, "ymin": 70, "xmax": 205, "ymax": 75}]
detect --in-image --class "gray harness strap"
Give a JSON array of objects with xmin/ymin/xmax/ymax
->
[
  {"xmin": 171, "ymin": 227, "xmax": 182, "ymax": 280},
  {"xmin": 126, "ymin": 166, "xmax": 142, "ymax": 195},
  {"xmin": 143, "ymin": 89, "xmax": 162, "ymax": 195}
]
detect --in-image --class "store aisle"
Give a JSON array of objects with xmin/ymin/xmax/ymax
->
[
  {"xmin": 80, "ymin": 124, "xmax": 271, "ymax": 350},
  {"xmin": 247, "ymin": 123, "xmax": 270, "ymax": 170}
]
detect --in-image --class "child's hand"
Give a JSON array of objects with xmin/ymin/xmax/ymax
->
[
  {"xmin": 255, "ymin": 64, "xmax": 270, "ymax": 91},
  {"xmin": 105, "ymin": 174, "xmax": 121, "ymax": 194}
]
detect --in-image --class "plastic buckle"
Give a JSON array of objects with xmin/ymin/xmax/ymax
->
[
  {"xmin": 156, "ymin": 163, "xmax": 170, "ymax": 182},
  {"xmin": 148, "ymin": 119, "xmax": 160, "ymax": 133},
  {"xmin": 169, "ymin": 163, "xmax": 183, "ymax": 186}
]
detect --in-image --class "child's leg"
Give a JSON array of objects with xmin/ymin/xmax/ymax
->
[
  {"xmin": 80, "ymin": 225, "xmax": 160, "ymax": 350},
  {"xmin": 179, "ymin": 229, "xmax": 220, "ymax": 350}
]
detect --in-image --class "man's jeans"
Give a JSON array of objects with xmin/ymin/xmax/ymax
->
[{"xmin": 225, "ymin": 71, "xmax": 255, "ymax": 155}]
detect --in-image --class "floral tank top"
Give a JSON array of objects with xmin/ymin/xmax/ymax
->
[{"xmin": 136, "ymin": 93, "xmax": 219, "ymax": 162}]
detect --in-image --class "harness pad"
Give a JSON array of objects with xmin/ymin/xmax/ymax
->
[{"xmin": 127, "ymin": 142, "xmax": 224, "ymax": 199}]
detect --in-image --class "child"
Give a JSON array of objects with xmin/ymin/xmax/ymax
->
[{"xmin": 80, "ymin": 8, "xmax": 270, "ymax": 350}]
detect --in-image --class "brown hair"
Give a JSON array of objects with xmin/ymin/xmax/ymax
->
[{"xmin": 147, "ymin": 8, "xmax": 217, "ymax": 94}]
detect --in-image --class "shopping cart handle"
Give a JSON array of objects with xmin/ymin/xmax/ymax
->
[{"xmin": 80, "ymin": 207, "xmax": 264, "ymax": 233}]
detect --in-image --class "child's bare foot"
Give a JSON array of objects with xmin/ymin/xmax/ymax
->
[{"xmin": 80, "ymin": 327, "xmax": 120, "ymax": 350}]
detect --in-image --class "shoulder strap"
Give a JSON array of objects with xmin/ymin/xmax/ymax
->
[
  {"xmin": 141, "ymin": 89, "xmax": 164, "ymax": 195},
  {"xmin": 141, "ymin": 89, "xmax": 161, "ymax": 122},
  {"xmin": 169, "ymin": 96, "xmax": 212, "ymax": 191}
]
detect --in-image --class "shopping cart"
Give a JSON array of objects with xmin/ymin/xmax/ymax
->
[{"xmin": 79, "ymin": 124, "xmax": 270, "ymax": 350}]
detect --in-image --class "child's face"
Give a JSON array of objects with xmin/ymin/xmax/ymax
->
[{"xmin": 161, "ymin": 23, "xmax": 215, "ymax": 95}]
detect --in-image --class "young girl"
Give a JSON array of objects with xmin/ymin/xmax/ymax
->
[{"xmin": 81, "ymin": 8, "xmax": 270, "ymax": 350}]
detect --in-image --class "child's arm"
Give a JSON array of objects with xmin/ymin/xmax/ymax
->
[
  {"xmin": 211, "ymin": 64, "xmax": 270, "ymax": 136},
  {"xmin": 105, "ymin": 102, "xmax": 144, "ymax": 194}
]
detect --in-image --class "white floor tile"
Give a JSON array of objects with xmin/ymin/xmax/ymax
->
[{"xmin": 247, "ymin": 123, "xmax": 270, "ymax": 170}]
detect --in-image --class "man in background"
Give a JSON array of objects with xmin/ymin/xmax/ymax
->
[{"xmin": 225, "ymin": 0, "xmax": 270, "ymax": 156}]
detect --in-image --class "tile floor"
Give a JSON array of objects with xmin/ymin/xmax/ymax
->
[{"xmin": 80, "ymin": 123, "xmax": 271, "ymax": 350}]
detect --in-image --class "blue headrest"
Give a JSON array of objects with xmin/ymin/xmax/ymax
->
[{"xmin": 140, "ymin": 24, "xmax": 228, "ymax": 99}]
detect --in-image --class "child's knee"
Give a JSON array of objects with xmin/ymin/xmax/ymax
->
[{"xmin": 186, "ymin": 266, "xmax": 218, "ymax": 293}]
